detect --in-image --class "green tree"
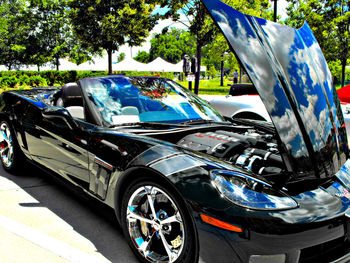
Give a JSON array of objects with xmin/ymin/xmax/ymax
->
[
  {"xmin": 286, "ymin": 0, "xmax": 350, "ymax": 87},
  {"xmin": 0, "ymin": 0, "xmax": 27, "ymax": 70},
  {"xmin": 202, "ymin": 34, "xmax": 230, "ymax": 85},
  {"xmin": 134, "ymin": 28, "xmax": 196, "ymax": 64},
  {"xmin": 134, "ymin": 51, "xmax": 151, "ymax": 63},
  {"xmin": 207, "ymin": 65, "xmax": 218, "ymax": 79},
  {"xmin": 165, "ymin": 0, "xmax": 271, "ymax": 94},
  {"xmin": 117, "ymin": 52, "xmax": 126, "ymax": 62},
  {"xmin": 68, "ymin": 44, "xmax": 93, "ymax": 66},
  {"xmin": 69, "ymin": 0, "xmax": 161, "ymax": 74},
  {"xmin": 329, "ymin": 60, "xmax": 350, "ymax": 83},
  {"xmin": 149, "ymin": 28, "xmax": 196, "ymax": 63},
  {"xmin": 0, "ymin": 5, "xmax": 6, "ymax": 35},
  {"xmin": 22, "ymin": 0, "xmax": 80, "ymax": 70}
]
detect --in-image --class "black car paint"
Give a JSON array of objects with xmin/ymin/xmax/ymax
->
[
  {"xmin": 1, "ymin": 86, "xmax": 350, "ymax": 262},
  {"xmin": 0, "ymin": 1, "xmax": 350, "ymax": 262}
]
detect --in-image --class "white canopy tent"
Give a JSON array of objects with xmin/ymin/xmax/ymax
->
[
  {"xmin": 0, "ymin": 59, "xmax": 79, "ymax": 71},
  {"xmin": 147, "ymin": 57, "xmax": 179, "ymax": 72},
  {"xmin": 39, "ymin": 59, "xmax": 79, "ymax": 71},
  {"xmin": 40, "ymin": 63, "xmax": 56, "ymax": 71},
  {"xmin": 0, "ymin": 55, "xmax": 207, "ymax": 72},
  {"xmin": 0, "ymin": 65, "xmax": 8, "ymax": 71},
  {"xmin": 20, "ymin": 65, "xmax": 39, "ymax": 71},
  {"xmin": 0, "ymin": 65, "xmax": 30, "ymax": 71},
  {"xmin": 58, "ymin": 59, "xmax": 79, "ymax": 71},
  {"xmin": 114, "ymin": 57, "xmax": 206, "ymax": 73},
  {"xmin": 113, "ymin": 56, "xmax": 149, "ymax": 72},
  {"xmin": 76, "ymin": 56, "xmax": 109, "ymax": 71},
  {"xmin": 174, "ymin": 61, "xmax": 183, "ymax": 72}
]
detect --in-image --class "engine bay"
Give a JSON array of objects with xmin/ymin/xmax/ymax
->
[{"xmin": 177, "ymin": 129, "xmax": 284, "ymax": 177}]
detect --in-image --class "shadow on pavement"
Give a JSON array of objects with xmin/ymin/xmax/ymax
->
[{"xmin": 0, "ymin": 162, "xmax": 139, "ymax": 263}]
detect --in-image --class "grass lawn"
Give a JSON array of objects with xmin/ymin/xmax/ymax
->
[
  {"xmin": 178, "ymin": 78, "xmax": 346, "ymax": 95},
  {"xmin": 177, "ymin": 78, "xmax": 234, "ymax": 95}
]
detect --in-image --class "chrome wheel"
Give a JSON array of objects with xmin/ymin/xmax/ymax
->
[
  {"xmin": 126, "ymin": 186, "xmax": 185, "ymax": 263},
  {"xmin": 0, "ymin": 122, "xmax": 14, "ymax": 168}
]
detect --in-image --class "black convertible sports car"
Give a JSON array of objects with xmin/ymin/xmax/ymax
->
[{"xmin": 1, "ymin": 0, "xmax": 350, "ymax": 262}]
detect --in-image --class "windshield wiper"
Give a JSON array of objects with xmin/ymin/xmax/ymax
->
[
  {"xmin": 109, "ymin": 122, "xmax": 188, "ymax": 129},
  {"xmin": 180, "ymin": 119, "xmax": 231, "ymax": 125}
]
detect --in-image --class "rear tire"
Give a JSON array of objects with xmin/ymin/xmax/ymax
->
[
  {"xmin": 0, "ymin": 120, "xmax": 24, "ymax": 174},
  {"xmin": 120, "ymin": 176, "xmax": 197, "ymax": 263}
]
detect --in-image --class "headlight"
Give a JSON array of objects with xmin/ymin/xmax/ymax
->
[{"xmin": 210, "ymin": 170, "xmax": 298, "ymax": 210}]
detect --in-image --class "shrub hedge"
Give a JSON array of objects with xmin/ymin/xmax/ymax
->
[{"xmin": 0, "ymin": 70, "xmax": 176, "ymax": 90}]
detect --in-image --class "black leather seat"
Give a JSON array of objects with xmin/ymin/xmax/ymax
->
[{"xmin": 57, "ymin": 83, "xmax": 83, "ymax": 108}]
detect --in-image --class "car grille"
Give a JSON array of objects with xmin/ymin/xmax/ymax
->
[{"xmin": 300, "ymin": 236, "xmax": 350, "ymax": 263}]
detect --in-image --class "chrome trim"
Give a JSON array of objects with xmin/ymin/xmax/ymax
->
[
  {"xmin": 94, "ymin": 156, "xmax": 114, "ymax": 171},
  {"xmin": 330, "ymin": 251, "xmax": 350, "ymax": 263}
]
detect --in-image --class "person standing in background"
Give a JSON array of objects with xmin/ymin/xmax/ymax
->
[{"xmin": 233, "ymin": 69, "xmax": 239, "ymax": 84}]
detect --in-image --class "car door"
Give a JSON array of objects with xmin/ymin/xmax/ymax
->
[{"xmin": 22, "ymin": 103, "xmax": 90, "ymax": 186}]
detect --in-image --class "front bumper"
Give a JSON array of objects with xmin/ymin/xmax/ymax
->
[
  {"xmin": 190, "ymin": 160, "xmax": 350, "ymax": 263},
  {"xmin": 195, "ymin": 213, "xmax": 350, "ymax": 263}
]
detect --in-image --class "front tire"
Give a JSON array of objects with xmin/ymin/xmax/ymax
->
[
  {"xmin": 0, "ymin": 120, "xmax": 23, "ymax": 173},
  {"xmin": 121, "ymin": 177, "xmax": 197, "ymax": 263}
]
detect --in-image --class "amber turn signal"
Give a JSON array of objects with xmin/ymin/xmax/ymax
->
[{"xmin": 200, "ymin": 214, "xmax": 243, "ymax": 233}]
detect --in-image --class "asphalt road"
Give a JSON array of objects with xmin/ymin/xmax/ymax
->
[{"xmin": 0, "ymin": 163, "xmax": 139, "ymax": 263}]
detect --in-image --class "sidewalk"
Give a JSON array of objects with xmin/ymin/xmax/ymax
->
[{"xmin": 0, "ymin": 169, "xmax": 135, "ymax": 263}]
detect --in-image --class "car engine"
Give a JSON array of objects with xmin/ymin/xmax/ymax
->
[{"xmin": 177, "ymin": 130, "xmax": 284, "ymax": 176}]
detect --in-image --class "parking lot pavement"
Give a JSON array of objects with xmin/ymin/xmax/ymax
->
[{"xmin": 0, "ymin": 164, "xmax": 139, "ymax": 263}]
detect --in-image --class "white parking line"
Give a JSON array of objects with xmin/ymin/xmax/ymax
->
[{"xmin": 0, "ymin": 214, "xmax": 111, "ymax": 263}]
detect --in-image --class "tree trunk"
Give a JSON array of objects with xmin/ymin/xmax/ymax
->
[
  {"xmin": 239, "ymin": 65, "xmax": 242, "ymax": 83},
  {"xmin": 37, "ymin": 65, "xmax": 40, "ymax": 72},
  {"xmin": 194, "ymin": 44, "xmax": 202, "ymax": 95},
  {"xmin": 341, "ymin": 59, "xmax": 346, "ymax": 87},
  {"xmin": 56, "ymin": 56, "xmax": 59, "ymax": 71},
  {"xmin": 220, "ymin": 60, "xmax": 224, "ymax": 86},
  {"xmin": 108, "ymin": 49, "xmax": 113, "ymax": 75}
]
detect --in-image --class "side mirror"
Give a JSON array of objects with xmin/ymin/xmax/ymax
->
[{"xmin": 42, "ymin": 107, "xmax": 78, "ymax": 130}]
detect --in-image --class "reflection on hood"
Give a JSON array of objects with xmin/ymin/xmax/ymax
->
[{"xmin": 202, "ymin": 0, "xmax": 348, "ymax": 180}]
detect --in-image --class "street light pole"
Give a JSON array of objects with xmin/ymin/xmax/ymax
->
[{"xmin": 273, "ymin": 0, "xmax": 277, "ymax": 22}]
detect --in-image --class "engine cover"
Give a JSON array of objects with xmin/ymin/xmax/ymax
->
[
  {"xmin": 177, "ymin": 130, "xmax": 283, "ymax": 177},
  {"xmin": 177, "ymin": 131, "xmax": 249, "ymax": 159}
]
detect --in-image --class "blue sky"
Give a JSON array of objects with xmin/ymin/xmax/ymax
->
[{"xmin": 153, "ymin": 6, "xmax": 171, "ymax": 16}]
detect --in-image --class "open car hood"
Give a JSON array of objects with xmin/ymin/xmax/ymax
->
[{"xmin": 202, "ymin": 0, "xmax": 348, "ymax": 180}]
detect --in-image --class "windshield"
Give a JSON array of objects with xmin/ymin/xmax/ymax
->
[{"xmin": 82, "ymin": 76, "xmax": 224, "ymax": 125}]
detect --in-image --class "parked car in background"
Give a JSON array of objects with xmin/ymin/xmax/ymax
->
[
  {"xmin": 1, "ymin": 0, "xmax": 350, "ymax": 262},
  {"xmin": 209, "ymin": 84, "xmax": 350, "ymax": 145},
  {"xmin": 207, "ymin": 84, "xmax": 271, "ymax": 122},
  {"xmin": 338, "ymin": 84, "xmax": 350, "ymax": 103}
]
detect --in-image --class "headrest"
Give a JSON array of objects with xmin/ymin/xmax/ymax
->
[{"xmin": 62, "ymin": 83, "xmax": 81, "ymax": 99}]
